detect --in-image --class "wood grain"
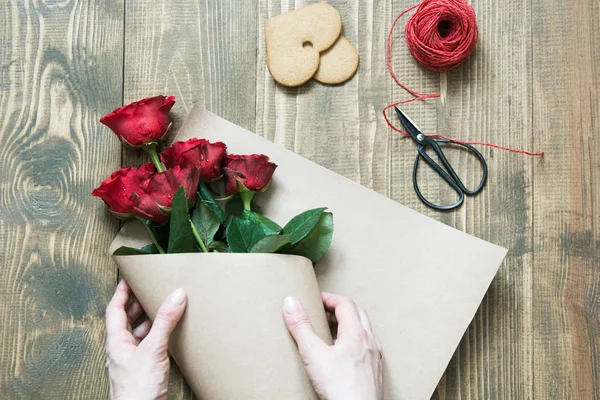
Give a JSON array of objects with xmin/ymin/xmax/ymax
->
[
  {"xmin": 428, "ymin": 0, "xmax": 535, "ymax": 397},
  {"xmin": 257, "ymin": 0, "xmax": 394, "ymax": 193},
  {"xmin": 1, "ymin": 0, "xmax": 598, "ymax": 398},
  {"xmin": 122, "ymin": 0, "xmax": 259, "ymax": 169},
  {"xmin": 532, "ymin": 0, "xmax": 600, "ymax": 398},
  {"xmin": 0, "ymin": 0, "xmax": 123, "ymax": 398}
]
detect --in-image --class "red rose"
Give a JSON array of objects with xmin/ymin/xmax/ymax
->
[
  {"xmin": 100, "ymin": 95, "xmax": 176, "ymax": 147},
  {"xmin": 133, "ymin": 166, "xmax": 201, "ymax": 224},
  {"xmin": 161, "ymin": 138, "xmax": 227, "ymax": 180},
  {"xmin": 92, "ymin": 163, "xmax": 155, "ymax": 218},
  {"xmin": 223, "ymin": 154, "xmax": 277, "ymax": 196}
]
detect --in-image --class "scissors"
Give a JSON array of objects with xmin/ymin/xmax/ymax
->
[{"xmin": 394, "ymin": 106, "xmax": 487, "ymax": 211}]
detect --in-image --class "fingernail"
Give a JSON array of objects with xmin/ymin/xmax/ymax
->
[
  {"xmin": 283, "ymin": 296, "xmax": 299, "ymax": 314},
  {"xmin": 169, "ymin": 288, "xmax": 186, "ymax": 305}
]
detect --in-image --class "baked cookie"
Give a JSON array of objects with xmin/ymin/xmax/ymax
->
[
  {"xmin": 265, "ymin": 3, "xmax": 342, "ymax": 87},
  {"xmin": 314, "ymin": 35, "xmax": 359, "ymax": 84}
]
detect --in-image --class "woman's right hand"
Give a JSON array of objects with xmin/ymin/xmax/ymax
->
[{"xmin": 282, "ymin": 293, "xmax": 383, "ymax": 400}]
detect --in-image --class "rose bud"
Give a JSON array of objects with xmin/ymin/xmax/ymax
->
[
  {"xmin": 161, "ymin": 138, "xmax": 227, "ymax": 180},
  {"xmin": 133, "ymin": 166, "xmax": 201, "ymax": 224},
  {"xmin": 100, "ymin": 95, "xmax": 176, "ymax": 147},
  {"xmin": 92, "ymin": 163, "xmax": 155, "ymax": 218},
  {"xmin": 223, "ymin": 154, "xmax": 277, "ymax": 197}
]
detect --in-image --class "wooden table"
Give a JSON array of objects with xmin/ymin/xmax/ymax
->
[{"xmin": 1, "ymin": 0, "xmax": 598, "ymax": 398}]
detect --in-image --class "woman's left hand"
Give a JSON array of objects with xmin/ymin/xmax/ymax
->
[{"xmin": 105, "ymin": 279, "xmax": 187, "ymax": 400}]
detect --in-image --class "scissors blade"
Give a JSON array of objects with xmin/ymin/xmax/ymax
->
[{"xmin": 394, "ymin": 106, "xmax": 423, "ymax": 142}]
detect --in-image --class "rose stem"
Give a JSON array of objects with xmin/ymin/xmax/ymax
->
[
  {"xmin": 142, "ymin": 142, "xmax": 164, "ymax": 172},
  {"xmin": 240, "ymin": 191, "xmax": 255, "ymax": 211},
  {"xmin": 190, "ymin": 221, "xmax": 209, "ymax": 253},
  {"xmin": 135, "ymin": 216, "xmax": 166, "ymax": 254}
]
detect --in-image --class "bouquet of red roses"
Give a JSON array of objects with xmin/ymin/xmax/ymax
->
[
  {"xmin": 97, "ymin": 96, "xmax": 336, "ymax": 400},
  {"xmin": 93, "ymin": 95, "xmax": 333, "ymax": 261}
]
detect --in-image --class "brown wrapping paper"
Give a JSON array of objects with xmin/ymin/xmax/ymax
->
[
  {"xmin": 110, "ymin": 106, "xmax": 508, "ymax": 400},
  {"xmin": 115, "ymin": 248, "xmax": 330, "ymax": 399}
]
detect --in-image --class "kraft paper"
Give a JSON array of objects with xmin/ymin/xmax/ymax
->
[{"xmin": 110, "ymin": 106, "xmax": 507, "ymax": 399}]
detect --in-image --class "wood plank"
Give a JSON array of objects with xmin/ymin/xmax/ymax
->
[
  {"xmin": 532, "ymin": 0, "xmax": 600, "ymax": 398},
  {"xmin": 388, "ymin": 1, "xmax": 442, "ymax": 214},
  {"xmin": 122, "ymin": 0, "xmax": 259, "ymax": 397},
  {"xmin": 122, "ymin": 0, "xmax": 259, "ymax": 169},
  {"xmin": 0, "ymin": 0, "xmax": 123, "ymax": 398},
  {"xmin": 356, "ymin": 0, "xmax": 536, "ymax": 398},
  {"xmin": 256, "ymin": 0, "xmax": 393, "ymax": 194}
]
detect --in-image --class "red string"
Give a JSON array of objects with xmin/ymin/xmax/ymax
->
[{"xmin": 384, "ymin": 0, "xmax": 544, "ymax": 156}]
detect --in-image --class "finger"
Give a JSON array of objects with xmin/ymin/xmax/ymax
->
[
  {"xmin": 132, "ymin": 320, "xmax": 152, "ymax": 342},
  {"xmin": 321, "ymin": 292, "xmax": 364, "ymax": 337},
  {"xmin": 358, "ymin": 307, "xmax": 373, "ymax": 335},
  {"xmin": 142, "ymin": 288, "xmax": 187, "ymax": 353},
  {"xmin": 126, "ymin": 299, "xmax": 144, "ymax": 324},
  {"xmin": 106, "ymin": 280, "xmax": 132, "ymax": 336},
  {"xmin": 282, "ymin": 296, "xmax": 328, "ymax": 361}
]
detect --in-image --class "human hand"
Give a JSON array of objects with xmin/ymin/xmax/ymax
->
[
  {"xmin": 282, "ymin": 293, "xmax": 383, "ymax": 400},
  {"xmin": 105, "ymin": 280, "xmax": 187, "ymax": 400}
]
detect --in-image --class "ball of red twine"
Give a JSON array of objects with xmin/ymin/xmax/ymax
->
[{"xmin": 404, "ymin": 0, "xmax": 478, "ymax": 72}]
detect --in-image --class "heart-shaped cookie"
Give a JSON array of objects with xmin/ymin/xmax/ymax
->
[
  {"xmin": 314, "ymin": 35, "xmax": 359, "ymax": 84},
  {"xmin": 265, "ymin": 3, "xmax": 342, "ymax": 87}
]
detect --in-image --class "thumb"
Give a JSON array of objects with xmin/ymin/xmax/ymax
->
[
  {"xmin": 282, "ymin": 296, "xmax": 327, "ymax": 361},
  {"xmin": 143, "ymin": 288, "xmax": 187, "ymax": 352}
]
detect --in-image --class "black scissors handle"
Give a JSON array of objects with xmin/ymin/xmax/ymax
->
[{"xmin": 413, "ymin": 138, "xmax": 488, "ymax": 211}]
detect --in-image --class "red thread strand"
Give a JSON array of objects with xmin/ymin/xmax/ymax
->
[{"xmin": 383, "ymin": 0, "xmax": 544, "ymax": 156}]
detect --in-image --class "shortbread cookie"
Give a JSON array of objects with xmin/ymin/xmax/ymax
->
[
  {"xmin": 314, "ymin": 35, "xmax": 359, "ymax": 84},
  {"xmin": 265, "ymin": 3, "xmax": 342, "ymax": 87}
]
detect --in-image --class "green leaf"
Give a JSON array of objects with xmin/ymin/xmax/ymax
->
[
  {"xmin": 226, "ymin": 218, "xmax": 266, "ymax": 253},
  {"xmin": 140, "ymin": 244, "xmax": 159, "ymax": 254},
  {"xmin": 112, "ymin": 245, "xmax": 157, "ymax": 256},
  {"xmin": 150, "ymin": 224, "xmax": 169, "ymax": 251},
  {"xmin": 113, "ymin": 246, "xmax": 144, "ymax": 256},
  {"xmin": 198, "ymin": 182, "xmax": 226, "ymax": 223},
  {"xmin": 167, "ymin": 187, "xmax": 198, "ymax": 253},
  {"xmin": 291, "ymin": 212, "xmax": 334, "ymax": 263},
  {"xmin": 192, "ymin": 200, "xmax": 221, "ymax": 246},
  {"xmin": 225, "ymin": 197, "xmax": 244, "ymax": 217},
  {"xmin": 209, "ymin": 241, "xmax": 230, "ymax": 253},
  {"xmin": 241, "ymin": 210, "xmax": 282, "ymax": 235},
  {"xmin": 250, "ymin": 234, "xmax": 291, "ymax": 253},
  {"xmin": 282, "ymin": 207, "xmax": 327, "ymax": 246}
]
